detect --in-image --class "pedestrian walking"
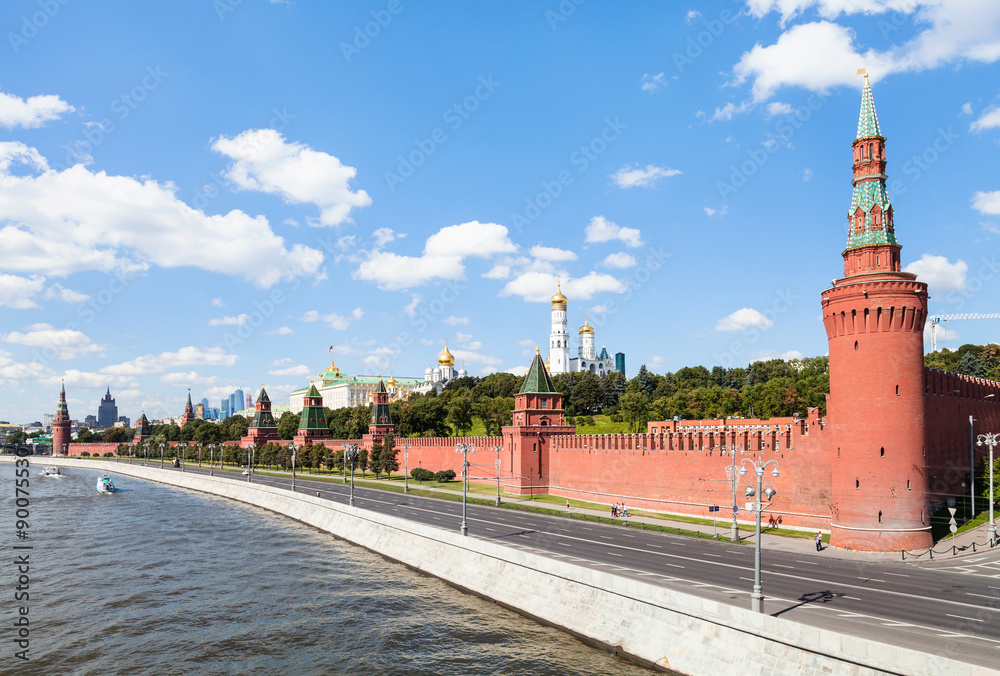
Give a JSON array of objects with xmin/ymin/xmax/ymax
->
[
  {"xmin": 815, "ymin": 531, "xmax": 823, "ymax": 551},
  {"xmin": 566, "ymin": 498, "xmax": 571, "ymax": 511}
]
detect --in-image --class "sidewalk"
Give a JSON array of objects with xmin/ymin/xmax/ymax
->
[{"xmin": 109, "ymin": 459, "xmax": 998, "ymax": 563}]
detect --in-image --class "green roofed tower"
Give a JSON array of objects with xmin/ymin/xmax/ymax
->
[
  {"xmin": 844, "ymin": 71, "xmax": 899, "ymax": 273},
  {"xmin": 294, "ymin": 384, "xmax": 331, "ymax": 446},
  {"xmin": 519, "ymin": 348, "xmax": 557, "ymax": 395},
  {"xmin": 241, "ymin": 386, "xmax": 280, "ymax": 448}
]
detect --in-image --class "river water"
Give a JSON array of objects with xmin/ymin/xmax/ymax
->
[{"xmin": 3, "ymin": 466, "xmax": 657, "ymax": 675}]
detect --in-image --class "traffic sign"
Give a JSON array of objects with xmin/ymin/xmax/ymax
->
[
  {"xmin": 950, "ymin": 524, "xmax": 958, "ymax": 533},
  {"xmin": 948, "ymin": 507, "xmax": 957, "ymax": 516},
  {"xmin": 708, "ymin": 505, "xmax": 719, "ymax": 513}
]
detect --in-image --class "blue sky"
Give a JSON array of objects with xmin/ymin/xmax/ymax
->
[{"xmin": 1, "ymin": 0, "xmax": 999, "ymax": 424}]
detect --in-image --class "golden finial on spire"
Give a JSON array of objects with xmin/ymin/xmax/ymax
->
[{"xmin": 857, "ymin": 68, "xmax": 868, "ymax": 82}]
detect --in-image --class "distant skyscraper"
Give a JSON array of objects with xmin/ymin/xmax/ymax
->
[
  {"xmin": 246, "ymin": 393, "xmax": 253, "ymax": 410},
  {"xmin": 231, "ymin": 388, "xmax": 245, "ymax": 414},
  {"xmin": 221, "ymin": 399, "xmax": 230, "ymax": 418},
  {"xmin": 118, "ymin": 415, "xmax": 130, "ymax": 427},
  {"xmin": 97, "ymin": 388, "xmax": 117, "ymax": 428},
  {"xmin": 201, "ymin": 397, "xmax": 209, "ymax": 411}
]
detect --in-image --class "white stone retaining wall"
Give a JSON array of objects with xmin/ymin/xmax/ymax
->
[{"xmin": 19, "ymin": 457, "xmax": 997, "ymax": 676}]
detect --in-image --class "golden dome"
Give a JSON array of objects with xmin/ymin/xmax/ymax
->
[
  {"xmin": 437, "ymin": 341, "xmax": 455, "ymax": 365},
  {"xmin": 551, "ymin": 281, "xmax": 567, "ymax": 307},
  {"xmin": 325, "ymin": 360, "xmax": 342, "ymax": 377},
  {"xmin": 579, "ymin": 312, "xmax": 595, "ymax": 334},
  {"xmin": 388, "ymin": 375, "xmax": 397, "ymax": 386}
]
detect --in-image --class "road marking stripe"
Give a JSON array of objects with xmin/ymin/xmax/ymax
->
[{"xmin": 946, "ymin": 614, "xmax": 984, "ymax": 623}]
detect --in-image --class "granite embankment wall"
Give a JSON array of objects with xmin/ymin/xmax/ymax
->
[{"xmin": 18, "ymin": 456, "xmax": 991, "ymax": 676}]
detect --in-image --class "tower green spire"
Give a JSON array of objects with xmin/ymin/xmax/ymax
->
[
  {"xmin": 519, "ymin": 348, "xmax": 556, "ymax": 395},
  {"xmin": 856, "ymin": 72, "xmax": 881, "ymax": 140}
]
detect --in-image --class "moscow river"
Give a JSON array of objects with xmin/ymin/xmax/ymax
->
[{"xmin": 3, "ymin": 465, "xmax": 656, "ymax": 675}]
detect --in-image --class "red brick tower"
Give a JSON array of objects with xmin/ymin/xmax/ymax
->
[
  {"xmin": 362, "ymin": 379, "xmax": 394, "ymax": 448},
  {"xmin": 52, "ymin": 381, "xmax": 71, "ymax": 455},
  {"xmin": 294, "ymin": 384, "xmax": 332, "ymax": 446},
  {"xmin": 241, "ymin": 386, "xmax": 280, "ymax": 448},
  {"xmin": 180, "ymin": 389, "xmax": 195, "ymax": 428},
  {"xmin": 822, "ymin": 73, "xmax": 930, "ymax": 551},
  {"xmin": 133, "ymin": 411, "xmax": 152, "ymax": 445},
  {"xmin": 502, "ymin": 349, "xmax": 574, "ymax": 495}
]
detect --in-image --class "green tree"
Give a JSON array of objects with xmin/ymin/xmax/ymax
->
[
  {"xmin": 957, "ymin": 352, "xmax": 987, "ymax": 378},
  {"xmin": 277, "ymin": 412, "xmax": 301, "ymax": 440},
  {"xmin": 619, "ymin": 391, "xmax": 650, "ymax": 432},
  {"xmin": 8, "ymin": 430, "xmax": 27, "ymax": 445},
  {"xmin": 446, "ymin": 396, "xmax": 474, "ymax": 436},
  {"xmin": 76, "ymin": 428, "xmax": 93, "ymax": 443},
  {"xmin": 571, "ymin": 373, "xmax": 603, "ymax": 414},
  {"xmin": 474, "ymin": 372, "xmax": 520, "ymax": 399},
  {"xmin": 381, "ymin": 435, "xmax": 399, "ymax": 478},
  {"xmin": 477, "ymin": 396, "xmax": 514, "ymax": 436},
  {"xmin": 358, "ymin": 448, "xmax": 369, "ymax": 475},
  {"xmin": 103, "ymin": 427, "xmax": 129, "ymax": 443}
]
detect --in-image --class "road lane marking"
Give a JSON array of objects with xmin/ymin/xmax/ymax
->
[
  {"xmin": 947, "ymin": 614, "xmax": 984, "ymax": 623},
  {"xmin": 774, "ymin": 564, "xmax": 795, "ymax": 569},
  {"xmin": 884, "ymin": 572, "xmax": 909, "ymax": 577},
  {"xmin": 967, "ymin": 592, "xmax": 1000, "ymax": 600}
]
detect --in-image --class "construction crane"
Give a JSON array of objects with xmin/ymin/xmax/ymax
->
[{"xmin": 929, "ymin": 314, "xmax": 1000, "ymax": 351}]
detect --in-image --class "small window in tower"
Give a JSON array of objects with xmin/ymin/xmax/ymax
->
[
  {"xmin": 920, "ymin": 510, "xmax": 924, "ymax": 523},
  {"xmin": 880, "ymin": 447, "xmax": 884, "ymax": 458},
  {"xmin": 907, "ymin": 479, "xmax": 910, "ymax": 490},
  {"xmin": 854, "ymin": 341, "xmax": 859, "ymax": 351},
  {"xmin": 878, "ymin": 510, "xmax": 882, "ymax": 524},
  {"xmin": 868, "ymin": 142, "xmax": 873, "ymax": 159},
  {"xmin": 896, "ymin": 385, "xmax": 899, "ymax": 395},
  {"xmin": 837, "ymin": 447, "xmax": 841, "ymax": 458},
  {"xmin": 856, "ymin": 478, "xmax": 860, "ymax": 489}
]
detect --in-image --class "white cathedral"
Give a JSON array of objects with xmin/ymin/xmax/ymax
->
[
  {"xmin": 546, "ymin": 283, "xmax": 620, "ymax": 376},
  {"xmin": 421, "ymin": 341, "xmax": 468, "ymax": 393}
]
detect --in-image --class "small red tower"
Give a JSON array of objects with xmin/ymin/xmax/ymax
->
[
  {"xmin": 52, "ymin": 382, "xmax": 71, "ymax": 455},
  {"xmin": 362, "ymin": 379, "xmax": 394, "ymax": 449},
  {"xmin": 822, "ymin": 72, "xmax": 930, "ymax": 551},
  {"xmin": 502, "ymin": 349, "xmax": 574, "ymax": 495},
  {"xmin": 240, "ymin": 386, "xmax": 280, "ymax": 448},
  {"xmin": 180, "ymin": 389, "xmax": 196, "ymax": 428}
]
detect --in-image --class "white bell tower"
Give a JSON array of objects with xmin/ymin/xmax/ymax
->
[{"xmin": 548, "ymin": 280, "xmax": 570, "ymax": 374}]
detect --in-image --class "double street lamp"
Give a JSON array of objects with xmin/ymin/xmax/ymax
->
[
  {"xmin": 178, "ymin": 442, "xmax": 187, "ymax": 472},
  {"xmin": 403, "ymin": 444, "xmax": 410, "ymax": 494},
  {"xmin": 739, "ymin": 457, "xmax": 779, "ymax": 613},
  {"xmin": 208, "ymin": 443, "xmax": 215, "ymax": 476},
  {"xmin": 720, "ymin": 443, "xmax": 745, "ymax": 542},
  {"xmin": 289, "ymin": 443, "xmax": 298, "ymax": 492},
  {"xmin": 456, "ymin": 443, "xmax": 474, "ymax": 536},
  {"xmin": 490, "ymin": 444, "xmax": 502, "ymax": 507},
  {"xmin": 342, "ymin": 443, "xmax": 359, "ymax": 507},
  {"xmin": 977, "ymin": 432, "xmax": 999, "ymax": 545}
]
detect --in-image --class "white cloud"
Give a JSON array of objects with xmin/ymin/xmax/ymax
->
[
  {"xmin": 160, "ymin": 371, "xmax": 220, "ymax": 386},
  {"xmin": 610, "ymin": 164, "xmax": 682, "ymax": 189},
  {"xmin": 641, "ymin": 72, "xmax": 666, "ymax": 92},
  {"xmin": 973, "ymin": 104, "xmax": 1000, "ymax": 132},
  {"xmin": 0, "ymin": 142, "xmax": 324, "ymax": 288},
  {"xmin": 704, "ymin": 206, "xmax": 729, "ymax": 217},
  {"xmin": 686, "ymin": 10, "xmax": 701, "ymax": 22},
  {"xmin": 101, "ymin": 346, "xmax": 239, "ymax": 377},
  {"xmin": 517, "ymin": 339, "xmax": 534, "ymax": 347},
  {"xmin": 42, "ymin": 283, "xmax": 90, "ymax": 303},
  {"xmin": 208, "ymin": 314, "xmax": 249, "ymax": 326},
  {"xmin": 530, "ymin": 245, "xmax": 578, "ymax": 261},
  {"xmin": 747, "ymin": 349, "xmax": 806, "ymax": 362},
  {"xmin": 0, "ymin": 89, "xmax": 74, "ymax": 129},
  {"xmin": 924, "ymin": 322, "xmax": 961, "ymax": 343},
  {"xmin": 483, "ymin": 264, "xmax": 512, "ymax": 280},
  {"xmin": 3, "ymin": 323, "xmax": 103, "ymax": 359},
  {"xmin": 711, "ymin": 101, "xmax": 754, "ymax": 121},
  {"xmin": 372, "ymin": 227, "xmax": 402, "ymax": 246},
  {"xmin": 451, "ymin": 349, "xmax": 501, "ymax": 366},
  {"xmin": 301, "ymin": 307, "xmax": 363, "ymax": 330},
  {"xmin": 767, "ymin": 101, "xmax": 794, "ymax": 115},
  {"xmin": 973, "ymin": 191, "xmax": 1000, "ymax": 215},
  {"xmin": 904, "ymin": 253, "xmax": 968, "ymax": 293},
  {"xmin": 330, "ymin": 343, "xmax": 358, "ymax": 355},
  {"xmin": 443, "ymin": 316, "xmax": 469, "ymax": 326},
  {"xmin": 961, "ymin": 102, "xmax": 974, "ymax": 115},
  {"xmin": 0, "ymin": 273, "xmax": 45, "ymax": 309},
  {"xmin": 500, "ymin": 271, "xmax": 626, "ymax": 303},
  {"xmin": 803, "ymin": 168, "xmax": 813, "ymax": 182},
  {"xmin": 211, "ymin": 297, "xmax": 225, "ymax": 307},
  {"xmin": 733, "ymin": 3, "xmax": 1000, "ymax": 106},
  {"xmin": 355, "ymin": 221, "xmax": 517, "ymax": 290},
  {"xmin": 266, "ymin": 326, "xmax": 293, "ymax": 336},
  {"xmin": 715, "ymin": 308, "xmax": 775, "ymax": 332},
  {"xmin": 601, "ymin": 252, "xmax": 637, "ymax": 269},
  {"xmin": 506, "ymin": 365, "xmax": 530, "ymax": 377},
  {"xmin": 267, "ymin": 363, "xmax": 312, "ymax": 377},
  {"xmin": 403, "ymin": 294, "xmax": 422, "ymax": 317},
  {"xmin": 211, "ymin": 129, "xmax": 371, "ymax": 226},
  {"xmin": 584, "ymin": 216, "xmax": 643, "ymax": 248}
]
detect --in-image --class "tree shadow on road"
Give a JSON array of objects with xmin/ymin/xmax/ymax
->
[{"xmin": 771, "ymin": 590, "xmax": 845, "ymax": 617}]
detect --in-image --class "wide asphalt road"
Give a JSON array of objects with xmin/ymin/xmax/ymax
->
[{"xmin": 153, "ymin": 463, "xmax": 1000, "ymax": 670}]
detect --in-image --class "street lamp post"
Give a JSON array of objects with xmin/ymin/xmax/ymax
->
[
  {"xmin": 209, "ymin": 444, "xmax": 215, "ymax": 476},
  {"xmin": 247, "ymin": 447, "xmax": 254, "ymax": 483},
  {"xmin": 403, "ymin": 444, "xmax": 410, "ymax": 494},
  {"xmin": 491, "ymin": 444, "xmax": 502, "ymax": 507},
  {"xmin": 721, "ymin": 443, "xmax": 744, "ymax": 542},
  {"xmin": 456, "ymin": 443, "xmax": 474, "ymax": 536},
  {"xmin": 977, "ymin": 432, "xmax": 999, "ymax": 545},
  {"xmin": 179, "ymin": 442, "xmax": 186, "ymax": 472},
  {"xmin": 289, "ymin": 443, "xmax": 298, "ymax": 492},
  {"xmin": 739, "ymin": 457, "xmax": 780, "ymax": 613},
  {"xmin": 343, "ymin": 443, "xmax": 359, "ymax": 507},
  {"xmin": 159, "ymin": 443, "xmax": 164, "ymax": 468},
  {"xmin": 971, "ymin": 415, "xmax": 976, "ymax": 521}
]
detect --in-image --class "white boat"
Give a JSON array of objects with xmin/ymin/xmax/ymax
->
[
  {"xmin": 95, "ymin": 475, "xmax": 117, "ymax": 493},
  {"xmin": 40, "ymin": 466, "xmax": 61, "ymax": 476}
]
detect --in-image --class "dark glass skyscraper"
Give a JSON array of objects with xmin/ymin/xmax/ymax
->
[{"xmin": 97, "ymin": 387, "xmax": 118, "ymax": 428}]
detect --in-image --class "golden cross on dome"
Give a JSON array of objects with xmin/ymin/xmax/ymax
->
[{"xmin": 857, "ymin": 67, "xmax": 868, "ymax": 82}]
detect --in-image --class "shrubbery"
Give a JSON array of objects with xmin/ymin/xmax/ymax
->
[
  {"xmin": 81, "ymin": 452, "xmax": 90, "ymax": 457},
  {"xmin": 410, "ymin": 468, "xmax": 435, "ymax": 482},
  {"xmin": 434, "ymin": 469, "xmax": 457, "ymax": 483}
]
